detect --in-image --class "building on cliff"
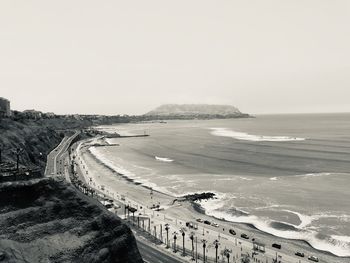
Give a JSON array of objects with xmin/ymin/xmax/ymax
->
[
  {"xmin": 22, "ymin": 109, "xmax": 43, "ymax": 119},
  {"xmin": 0, "ymin": 97, "xmax": 11, "ymax": 118}
]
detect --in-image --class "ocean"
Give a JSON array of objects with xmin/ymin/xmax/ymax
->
[{"xmin": 91, "ymin": 114, "xmax": 350, "ymax": 257}]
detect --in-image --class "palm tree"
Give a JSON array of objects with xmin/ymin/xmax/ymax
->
[
  {"xmin": 180, "ymin": 228, "xmax": 186, "ymax": 256},
  {"xmin": 201, "ymin": 239, "xmax": 207, "ymax": 263},
  {"xmin": 165, "ymin": 224, "xmax": 170, "ymax": 248},
  {"xmin": 213, "ymin": 240, "xmax": 220, "ymax": 263},
  {"xmin": 223, "ymin": 249, "xmax": 231, "ymax": 263},
  {"xmin": 173, "ymin": 232, "xmax": 178, "ymax": 253},
  {"xmin": 190, "ymin": 232, "xmax": 195, "ymax": 260}
]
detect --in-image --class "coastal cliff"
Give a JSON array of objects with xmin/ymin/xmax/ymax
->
[
  {"xmin": 0, "ymin": 178, "xmax": 143, "ymax": 263},
  {"xmin": 0, "ymin": 118, "xmax": 143, "ymax": 262},
  {"xmin": 0, "ymin": 118, "xmax": 93, "ymax": 172}
]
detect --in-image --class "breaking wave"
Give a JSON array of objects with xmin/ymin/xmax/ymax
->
[
  {"xmin": 155, "ymin": 156, "xmax": 174, "ymax": 162},
  {"xmin": 210, "ymin": 128, "xmax": 305, "ymax": 142},
  {"xmin": 198, "ymin": 194, "xmax": 350, "ymax": 257}
]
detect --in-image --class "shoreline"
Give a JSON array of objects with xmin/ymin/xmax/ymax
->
[
  {"xmin": 77, "ymin": 136, "xmax": 350, "ymax": 262},
  {"xmin": 88, "ymin": 145, "xmax": 174, "ymax": 198}
]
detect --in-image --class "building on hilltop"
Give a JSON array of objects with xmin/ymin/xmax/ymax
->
[
  {"xmin": 0, "ymin": 97, "xmax": 11, "ymax": 118},
  {"xmin": 43, "ymin": 112, "xmax": 55, "ymax": 118},
  {"xmin": 23, "ymin": 109, "xmax": 43, "ymax": 119}
]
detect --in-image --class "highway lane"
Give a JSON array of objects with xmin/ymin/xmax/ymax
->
[
  {"xmin": 45, "ymin": 136, "xmax": 68, "ymax": 176},
  {"xmin": 136, "ymin": 239, "xmax": 185, "ymax": 263},
  {"xmin": 45, "ymin": 131, "xmax": 79, "ymax": 179}
]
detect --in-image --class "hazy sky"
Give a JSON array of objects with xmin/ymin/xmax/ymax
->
[{"xmin": 1, "ymin": 1, "xmax": 349, "ymax": 115}]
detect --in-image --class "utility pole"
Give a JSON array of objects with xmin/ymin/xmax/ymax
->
[{"xmin": 15, "ymin": 148, "xmax": 23, "ymax": 172}]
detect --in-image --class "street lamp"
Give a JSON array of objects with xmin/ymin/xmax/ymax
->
[
  {"xmin": 201, "ymin": 239, "xmax": 207, "ymax": 263},
  {"xmin": 213, "ymin": 240, "xmax": 220, "ymax": 263},
  {"xmin": 173, "ymin": 232, "xmax": 178, "ymax": 253},
  {"xmin": 165, "ymin": 224, "xmax": 170, "ymax": 248}
]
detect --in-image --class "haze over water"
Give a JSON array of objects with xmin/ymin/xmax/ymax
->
[{"xmin": 92, "ymin": 114, "xmax": 350, "ymax": 257}]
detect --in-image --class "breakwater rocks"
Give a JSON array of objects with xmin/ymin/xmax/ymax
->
[{"xmin": 173, "ymin": 192, "xmax": 216, "ymax": 204}]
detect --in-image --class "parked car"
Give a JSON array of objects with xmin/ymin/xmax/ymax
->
[
  {"xmin": 241, "ymin": 233, "xmax": 249, "ymax": 239},
  {"xmin": 272, "ymin": 243, "xmax": 281, "ymax": 249},
  {"xmin": 295, "ymin": 252, "xmax": 305, "ymax": 257},
  {"xmin": 196, "ymin": 218, "xmax": 203, "ymax": 223},
  {"xmin": 204, "ymin": 220, "xmax": 211, "ymax": 225},
  {"xmin": 308, "ymin": 256, "xmax": 319, "ymax": 262},
  {"xmin": 211, "ymin": 223, "xmax": 219, "ymax": 227},
  {"xmin": 229, "ymin": 229, "xmax": 236, "ymax": 235},
  {"xmin": 104, "ymin": 203, "xmax": 113, "ymax": 209}
]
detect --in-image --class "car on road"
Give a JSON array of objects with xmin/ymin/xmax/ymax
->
[
  {"xmin": 241, "ymin": 233, "xmax": 249, "ymax": 239},
  {"xmin": 229, "ymin": 229, "xmax": 236, "ymax": 235},
  {"xmin": 186, "ymin": 222, "xmax": 193, "ymax": 228},
  {"xmin": 104, "ymin": 203, "xmax": 113, "ymax": 209},
  {"xmin": 204, "ymin": 220, "xmax": 211, "ymax": 225},
  {"xmin": 196, "ymin": 218, "xmax": 203, "ymax": 223},
  {"xmin": 272, "ymin": 243, "xmax": 281, "ymax": 249},
  {"xmin": 295, "ymin": 252, "xmax": 304, "ymax": 257},
  {"xmin": 308, "ymin": 255, "xmax": 319, "ymax": 262},
  {"xmin": 211, "ymin": 223, "xmax": 219, "ymax": 227}
]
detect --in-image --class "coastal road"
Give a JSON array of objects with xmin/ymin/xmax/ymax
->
[
  {"xmin": 45, "ymin": 131, "xmax": 79, "ymax": 180},
  {"xmin": 136, "ymin": 238, "xmax": 185, "ymax": 263}
]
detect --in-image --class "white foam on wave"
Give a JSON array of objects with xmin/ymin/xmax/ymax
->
[
  {"xmin": 155, "ymin": 156, "xmax": 174, "ymax": 162},
  {"xmin": 210, "ymin": 128, "xmax": 305, "ymax": 142},
  {"xmin": 269, "ymin": 177, "xmax": 278, "ymax": 181},
  {"xmin": 295, "ymin": 172, "xmax": 333, "ymax": 178},
  {"xmin": 199, "ymin": 196, "xmax": 350, "ymax": 257},
  {"xmin": 239, "ymin": 176, "xmax": 253, "ymax": 181},
  {"xmin": 282, "ymin": 210, "xmax": 314, "ymax": 228}
]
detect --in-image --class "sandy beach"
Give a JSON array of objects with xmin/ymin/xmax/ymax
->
[{"xmin": 75, "ymin": 136, "xmax": 349, "ymax": 263}]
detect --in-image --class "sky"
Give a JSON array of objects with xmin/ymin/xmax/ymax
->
[{"xmin": 0, "ymin": 0, "xmax": 350, "ymax": 115}]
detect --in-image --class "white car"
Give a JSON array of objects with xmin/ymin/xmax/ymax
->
[
  {"xmin": 211, "ymin": 223, "xmax": 219, "ymax": 227},
  {"xmin": 308, "ymin": 256, "xmax": 319, "ymax": 262}
]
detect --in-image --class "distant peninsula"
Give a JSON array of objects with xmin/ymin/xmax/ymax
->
[{"xmin": 144, "ymin": 104, "xmax": 250, "ymax": 120}]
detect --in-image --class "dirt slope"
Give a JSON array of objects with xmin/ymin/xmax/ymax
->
[{"xmin": 0, "ymin": 178, "xmax": 143, "ymax": 263}]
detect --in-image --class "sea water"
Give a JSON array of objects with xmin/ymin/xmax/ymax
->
[{"xmin": 91, "ymin": 114, "xmax": 350, "ymax": 257}]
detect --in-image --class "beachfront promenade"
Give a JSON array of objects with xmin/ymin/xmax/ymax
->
[{"xmin": 66, "ymin": 139, "xmax": 320, "ymax": 263}]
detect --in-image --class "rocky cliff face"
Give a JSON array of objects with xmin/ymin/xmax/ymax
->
[
  {"xmin": 145, "ymin": 104, "xmax": 247, "ymax": 118},
  {"xmin": 0, "ymin": 118, "xmax": 93, "ymax": 172},
  {"xmin": 0, "ymin": 178, "xmax": 143, "ymax": 263}
]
